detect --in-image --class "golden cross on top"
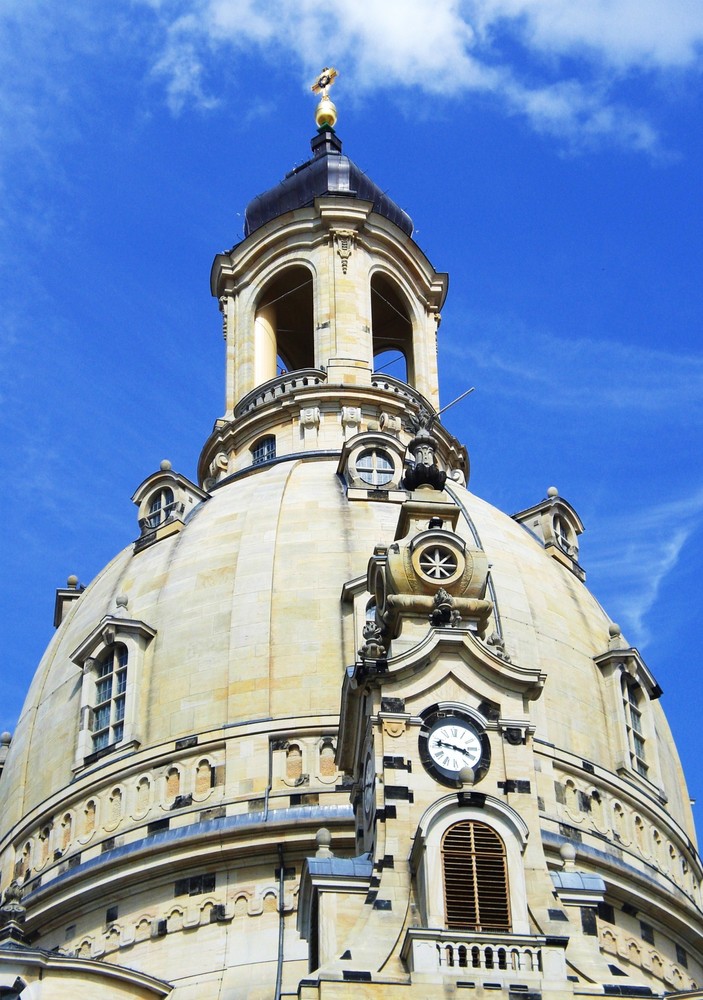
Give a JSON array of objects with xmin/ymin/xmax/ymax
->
[{"xmin": 311, "ymin": 67, "xmax": 338, "ymax": 97}]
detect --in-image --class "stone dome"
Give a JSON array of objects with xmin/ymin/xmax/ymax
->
[{"xmin": 1, "ymin": 461, "xmax": 692, "ymax": 838}]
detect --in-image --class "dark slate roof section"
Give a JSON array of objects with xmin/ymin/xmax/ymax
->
[{"xmin": 244, "ymin": 130, "xmax": 414, "ymax": 237}]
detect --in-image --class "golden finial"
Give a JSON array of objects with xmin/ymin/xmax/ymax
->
[{"xmin": 311, "ymin": 67, "xmax": 338, "ymax": 130}]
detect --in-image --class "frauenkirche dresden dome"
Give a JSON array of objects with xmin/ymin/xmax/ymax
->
[{"xmin": 1, "ymin": 71, "xmax": 702, "ymax": 999}]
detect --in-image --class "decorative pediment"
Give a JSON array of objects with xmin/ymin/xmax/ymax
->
[
  {"xmin": 70, "ymin": 615, "xmax": 157, "ymax": 668},
  {"xmin": 594, "ymin": 624, "xmax": 662, "ymax": 699},
  {"xmin": 337, "ymin": 628, "xmax": 545, "ymax": 775}
]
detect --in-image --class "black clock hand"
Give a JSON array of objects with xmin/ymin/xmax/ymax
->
[{"xmin": 435, "ymin": 738, "xmax": 474, "ymax": 757}]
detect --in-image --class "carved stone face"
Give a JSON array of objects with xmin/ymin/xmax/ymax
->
[{"xmin": 414, "ymin": 443, "xmax": 435, "ymax": 466}]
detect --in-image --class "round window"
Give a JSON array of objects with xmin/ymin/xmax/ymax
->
[
  {"xmin": 418, "ymin": 545, "xmax": 458, "ymax": 580},
  {"xmin": 356, "ymin": 448, "xmax": 394, "ymax": 486}
]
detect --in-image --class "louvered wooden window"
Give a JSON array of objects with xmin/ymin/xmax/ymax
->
[{"xmin": 442, "ymin": 820, "xmax": 511, "ymax": 932}]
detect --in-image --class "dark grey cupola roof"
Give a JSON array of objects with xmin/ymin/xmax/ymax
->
[{"xmin": 244, "ymin": 129, "xmax": 414, "ymax": 237}]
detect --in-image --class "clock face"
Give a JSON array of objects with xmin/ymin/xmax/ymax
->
[
  {"xmin": 428, "ymin": 718, "xmax": 482, "ymax": 772},
  {"xmin": 419, "ymin": 707, "xmax": 491, "ymax": 787}
]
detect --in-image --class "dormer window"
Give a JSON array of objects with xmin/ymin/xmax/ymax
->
[
  {"xmin": 132, "ymin": 462, "xmax": 208, "ymax": 551},
  {"xmin": 252, "ymin": 435, "xmax": 276, "ymax": 466},
  {"xmin": 72, "ymin": 611, "xmax": 156, "ymax": 768},
  {"xmin": 512, "ymin": 488, "xmax": 585, "ymax": 581},
  {"xmin": 594, "ymin": 628, "xmax": 663, "ymax": 790}
]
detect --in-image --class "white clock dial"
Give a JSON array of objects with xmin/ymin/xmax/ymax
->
[{"xmin": 428, "ymin": 719, "xmax": 482, "ymax": 773}]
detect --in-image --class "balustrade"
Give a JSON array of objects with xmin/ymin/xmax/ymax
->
[{"xmin": 402, "ymin": 928, "xmax": 566, "ymax": 982}]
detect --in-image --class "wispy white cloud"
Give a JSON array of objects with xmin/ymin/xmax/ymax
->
[
  {"xmin": 588, "ymin": 487, "xmax": 703, "ymax": 642},
  {"xmin": 442, "ymin": 313, "xmax": 703, "ymax": 645},
  {"xmin": 151, "ymin": 11, "xmax": 221, "ymax": 113},
  {"xmin": 0, "ymin": 0, "xmax": 701, "ymax": 167},
  {"xmin": 140, "ymin": 0, "xmax": 703, "ymax": 151},
  {"xmin": 442, "ymin": 317, "xmax": 703, "ymax": 418},
  {"xmin": 473, "ymin": 0, "xmax": 703, "ymax": 70}
]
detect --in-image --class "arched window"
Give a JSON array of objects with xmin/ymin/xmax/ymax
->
[
  {"xmin": 92, "ymin": 644, "xmax": 128, "ymax": 751},
  {"xmin": 371, "ymin": 274, "xmax": 413, "ymax": 385},
  {"xmin": 38, "ymin": 825, "xmax": 51, "ymax": 865},
  {"xmin": 251, "ymin": 435, "xmax": 276, "ymax": 466},
  {"xmin": 442, "ymin": 820, "xmax": 511, "ymax": 932},
  {"xmin": 109, "ymin": 787, "xmax": 123, "ymax": 825},
  {"xmin": 20, "ymin": 841, "xmax": 32, "ymax": 877},
  {"xmin": 73, "ymin": 615, "xmax": 155, "ymax": 767},
  {"xmin": 146, "ymin": 486, "xmax": 176, "ymax": 529},
  {"xmin": 553, "ymin": 514, "xmax": 571, "ymax": 552},
  {"xmin": 255, "ymin": 266, "xmax": 314, "ymax": 385},
  {"xmin": 195, "ymin": 759, "xmax": 214, "ymax": 795}
]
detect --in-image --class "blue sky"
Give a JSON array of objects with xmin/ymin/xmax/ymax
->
[{"xmin": 1, "ymin": 2, "xmax": 702, "ymax": 826}]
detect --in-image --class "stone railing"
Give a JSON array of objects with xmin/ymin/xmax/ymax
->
[
  {"xmin": 234, "ymin": 369, "xmax": 425, "ymax": 418},
  {"xmin": 234, "ymin": 369, "xmax": 327, "ymax": 418},
  {"xmin": 402, "ymin": 928, "xmax": 567, "ymax": 982},
  {"xmin": 370, "ymin": 372, "xmax": 422, "ymax": 405}
]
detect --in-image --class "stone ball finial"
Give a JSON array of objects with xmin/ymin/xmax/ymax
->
[
  {"xmin": 160, "ymin": 459, "xmax": 172, "ymax": 472},
  {"xmin": 609, "ymin": 623, "xmax": 621, "ymax": 638},
  {"xmin": 547, "ymin": 486, "xmax": 559, "ymax": 498},
  {"xmin": 458, "ymin": 766, "xmax": 475, "ymax": 787},
  {"xmin": 316, "ymin": 827, "xmax": 331, "ymax": 849},
  {"xmin": 315, "ymin": 827, "xmax": 333, "ymax": 858},
  {"xmin": 115, "ymin": 594, "xmax": 129, "ymax": 609},
  {"xmin": 1, "ymin": 732, "xmax": 11, "ymax": 746},
  {"xmin": 66, "ymin": 574, "xmax": 79, "ymax": 589},
  {"xmin": 560, "ymin": 841, "xmax": 577, "ymax": 864}
]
